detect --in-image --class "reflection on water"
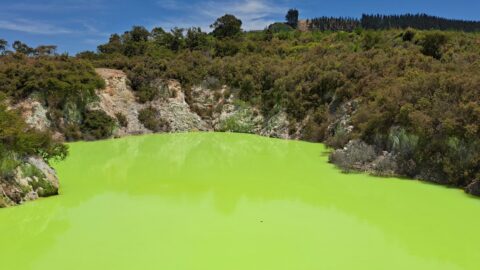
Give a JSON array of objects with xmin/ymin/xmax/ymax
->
[{"xmin": 0, "ymin": 133, "xmax": 479, "ymax": 270}]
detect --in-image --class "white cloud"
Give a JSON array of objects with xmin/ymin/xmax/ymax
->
[
  {"xmin": 3, "ymin": 0, "xmax": 105, "ymax": 12},
  {"xmin": 0, "ymin": 19, "xmax": 73, "ymax": 35},
  {"xmin": 156, "ymin": 0, "xmax": 181, "ymax": 10},
  {"xmin": 83, "ymin": 38, "xmax": 104, "ymax": 45},
  {"xmin": 154, "ymin": 0, "xmax": 287, "ymax": 31},
  {"xmin": 78, "ymin": 21, "xmax": 110, "ymax": 37}
]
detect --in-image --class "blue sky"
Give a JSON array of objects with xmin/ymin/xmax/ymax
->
[{"xmin": 1, "ymin": 0, "xmax": 479, "ymax": 54}]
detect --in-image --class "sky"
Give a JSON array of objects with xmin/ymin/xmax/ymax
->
[{"xmin": 1, "ymin": 0, "xmax": 479, "ymax": 54}]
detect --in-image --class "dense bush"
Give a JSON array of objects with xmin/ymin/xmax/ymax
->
[
  {"xmin": 0, "ymin": 54, "xmax": 104, "ymax": 107},
  {"xmin": 115, "ymin": 113, "xmax": 128, "ymax": 128},
  {"xmin": 420, "ymin": 32, "xmax": 448, "ymax": 59},
  {"xmin": 138, "ymin": 107, "xmax": 170, "ymax": 132},
  {"xmin": 268, "ymin": 23, "xmax": 294, "ymax": 33},
  {"xmin": 402, "ymin": 29, "xmax": 416, "ymax": 41},
  {"xmin": 81, "ymin": 110, "xmax": 116, "ymax": 140}
]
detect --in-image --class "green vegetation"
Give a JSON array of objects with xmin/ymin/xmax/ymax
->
[
  {"xmin": 85, "ymin": 13, "xmax": 480, "ymax": 190},
  {"xmin": 420, "ymin": 32, "xmax": 449, "ymax": 59},
  {"xmin": 81, "ymin": 110, "xmax": 116, "ymax": 140},
  {"xmin": 0, "ymin": 53, "xmax": 106, "ymax": 141},
  {"xmin": 115, "ymin": 113, "xmax": 128, "ymax": 128},
  {"xmin": 219, "ymin": 101, "xmax": 257, "ymax": 134},
  {"xmin": 0, "ymin": 52, "xmax": 105, "ymax": 177},
  {"xmin": 286, "ymin": 9, "xmax": 299, "ymax": 28},
  {"xmin": 138, "ymin": 107, "xmax": 170, "ymax": 132},
  {"xmin": 210, "ymin": 14, "xmax": 243, "ymax": 39},
  {"xmin": 0, "ymin": 95, "xmax": 67, "ymax": 178},
  {"xmin": 267, "ymin": 23, "xmax": 294, "ymax": 33},
  {"xmin": 310, "ymin": 13, "xmax": 480, "ymax": 32},
  {"xmin": 2, "ymin": 10, "xmax": 480, "ymax": 193}
]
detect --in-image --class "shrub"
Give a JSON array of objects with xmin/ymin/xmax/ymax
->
[
  {"xmin": 329, "ymin": 140, "xmax": 377, "ymax": 172},
  {"xmin": 388, "ymin": 127, "xmax": 418, "ymax": 157},
  {"xmin": 420, "ymin": 33, "xmax": 448, "ymax": 59},
  {"xmin": 402, "ymin": 29, "xmax": 416, "ymax": 42},
  {"xmin": 219, "ymin": 114, "xmax": 255, "ymax": 134},
  {"xmin": 268, "ymin": 23, "xmax": 294, "ymax": 33},
  {"xmin": 214, "ymin": 39, "xmax": 240, "ymax": 57},
  {"xmin": 0, "ymin": 154, "xmax": 21, "ymax": 179},
  {"xmin": 362, "ymin": 31, "xmax": 382, "ymax": 50},
  {"xmin": 302, "ymin": 121, "xmax": 325, "ymax": 142},
  {"xmin": 136, "ymin": 85, "xmax": 159, "ymax": 103},
  {"xmin": 138, "ymin": 107, "xmax": 170, "ymax": 132},
  {"xmin": 218, "ymin": 104, "xmax": 257, "ymax": 134},
  {"xmin": 115, "ymin": 113, "xmax": 128, "ymax": 128},
  {"xmin": 81, "ymin": 110, "xmax": 115, "ymax": 140},
  {"xmin": 62, "ymin": 124, "xmax": 83, "ymax": 141}
]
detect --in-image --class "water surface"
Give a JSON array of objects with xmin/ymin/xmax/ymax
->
[{"xmin": 1, "ymin": 133, "xmax": 479, "ymax": 270}]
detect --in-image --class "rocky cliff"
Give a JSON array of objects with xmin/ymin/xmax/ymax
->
[
  {"xmin": 0, "ymin": 156, "xmax": 59, "ymax": 207},
  {"xmin": 4, "ymin": 68, "xmax": 477, "ymax": 208},
  {"xmin": 0, "ymin": 68, "xmax": 294, "ymax": 207},
  {"xmin": 92, "ymin": 68, "xmax": 290, "ymax": 139}
]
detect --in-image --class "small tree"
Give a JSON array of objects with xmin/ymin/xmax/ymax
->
[
  {"xmin": 34, "ymin": 45, "xmax": 57, "ymax": 56},
  {"xmin": 169, "ymin": 27, "xmax": 185, "ymax": 51},
  {"xmin": 151, "ymin": 27, "xmax": 166, "ymax": 40},
  {"xmin": 185, "ymin": 27, "xmax": 207, "ymax": 50},
  {"xmin": 286, "ymin": 9, "xmax": 299, "ymax": 28},
  {"xmin": 97, "ymin": 34, "xmax": 123, "ymax": 54},
  {"xmin": 0, "ymin": 39, "xmax": 7, "ymax": 55},
  {"xmin": 128, "ymin": 26, "xmax": 150, "ymax": 42},
  {"xmin": 153, "ymin": 27, "xmax": 185, "ymax": 51},
  {"xmin": 211, "ymin": 14, "xmax": 242, "ymax": 39},
  {"xmin": 12, "ymin": 41, "xmax": 34, "ymax": 55}
]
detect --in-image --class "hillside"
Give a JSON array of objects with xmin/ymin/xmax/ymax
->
[{"xmin": 1, "ymin": 14, "xmax": 480, "ymax": 206}]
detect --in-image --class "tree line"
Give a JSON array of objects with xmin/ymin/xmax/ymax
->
[
  {"xmin": 307, "ymin": 13, "xmax": 480, "ymax": 32},
  {"xmin": 0, "ymin": 39, "xmax": 57, "ymax": 56},
  {"xmin": 307, "ymin": 17, "xmax": 360, "ymax": 32}
]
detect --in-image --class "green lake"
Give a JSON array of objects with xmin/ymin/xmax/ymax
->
[{"xmin": 1, "ymin": 132, "xmax": 479, "ymax": 270}]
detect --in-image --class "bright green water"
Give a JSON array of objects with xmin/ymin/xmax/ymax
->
[{"xmin": 1, "ymin": 133, "xmax": 479, "ymax": 270}]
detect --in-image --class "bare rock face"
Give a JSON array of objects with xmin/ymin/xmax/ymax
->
[
  {"xmin": 26, "ymin": 157, "xmax": 59, "ymax": 197},
  {"xmin": 260, "ymin": 112, "xmax": 290, "ymax": 139},
  {"xmin": 465, "ymin": 181, "xmax": 480, "ymax": 196},
  {"xmin": 185, "ymin": 83, "xmax": 290, "ymax": 138},
  {"xmin": 0, "ymin": 157, "xmax": 59, "ymax": 208},
  {"xmin": 93, "ymin": 68, "xmax": 209, "ymax": 136},
  {"xmin": 188, "ymin": 84, "xmax": 233, "ymax": 128},
  {"xmin": 93, "ymin": 70, "xmax": 292, "ymax": 138},
  {"xmin": 2, "ymin": 98, "xmax": 61, "ymax": 208},
  {"xmin": 329, "ymin": 139, "xmax": 400, "ymax": 177},
  {"xmin": 0, "ymin": 187, "xmax": 14, "ymax": 208},
  {"xmin": 327, "ymin": 100, "xmax": 357, "ymax": 142},
  {"xmin": 148, "ymin": 80, "xmax": 210, "ymax": 132},
  {"xmin": 330, "ymin": 140, "xmax": 377, "ymax": 172},
  {"xmin": 93, "ymin": 68, "xmax": 151, "ymax": 136},
  {"xmin": 14, "ymin": 99, "xmax": 51, "ymax": 132}
]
